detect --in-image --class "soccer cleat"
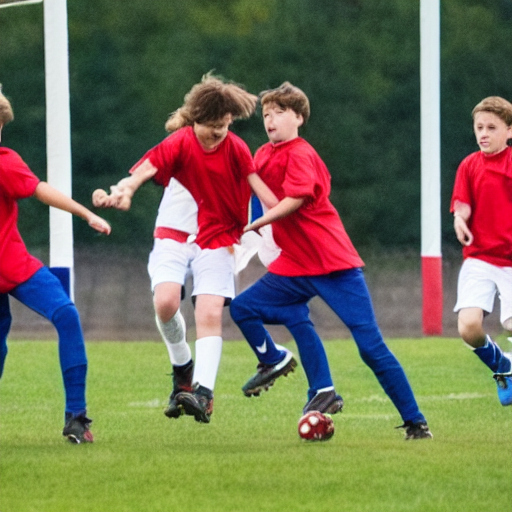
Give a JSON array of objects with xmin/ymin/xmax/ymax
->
[
  {"xmin": 176, "ymin": 383, "xmax": 214, "ymax": 423},
  {"xmin": 303, "ymin": 390, "xmax": 344, "ymax": 415},
  {"xmin": 493, "ymin": 352, "xmax": 512, "ymax": 406},
  {"xmin": 242, "ymin": 350, "xmax": 297, "ymax": 397},
  {"xmin": 396, "ymin": 420, "xmax": 433, "ymax": 440},
  {"xmin": 164, "ymin": 360, "xmax": 194, "ymax": 419},
  {"xmin": 62, "ymin": 414, "xmax": 94, "ymax": 444}
]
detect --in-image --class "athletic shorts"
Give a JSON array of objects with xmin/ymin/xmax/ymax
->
[
  {"xmin": 454, "ymin": 257, "xmax": 512, "ymax": 327},
  {"xmin": 147, "ymin": 238, "xmax": 235, "ymax": 299}
]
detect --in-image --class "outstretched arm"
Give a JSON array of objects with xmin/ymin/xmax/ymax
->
[
  {"xmin": 244, "ymin": 196, "xmax": 305, "ymax": 233},
  {"xmin": 34, "ymin": 182, "xmax": 111, "ymax": 235},
  {"xmin": 92, "ymin": 158, "xmax": 158, "ymax": 211},
  {"xmin": 247, "ymin": 173, "xmax": 279, "ymax": 210},
  {"xmin": 453, "ymin": 200, "xmax": 473, "ymax": 246}
]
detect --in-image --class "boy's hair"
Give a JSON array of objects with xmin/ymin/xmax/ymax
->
[
  {"xmin": 0, "ymin": 85, "xmax": 14, "ymax": 126},
  {"xmin": 472, "ymin": 96, "xmax": 512, "ymax": 127},
  {"xmin": 259, "ymin": 82, "xmax": 310, "ymax": 124},
  {"xmin": 165, "ymin": 72, "xmax": 257, "ymax": 133}
]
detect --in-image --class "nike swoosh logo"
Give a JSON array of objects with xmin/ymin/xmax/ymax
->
[{"xmin": 255, "ymin": 340, "xmax": 267, "ymax": 354}]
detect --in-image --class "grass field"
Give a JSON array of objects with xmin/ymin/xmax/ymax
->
[{"xmin": 0, "ymin": 337, "xmax": 511, "ymax": 512}]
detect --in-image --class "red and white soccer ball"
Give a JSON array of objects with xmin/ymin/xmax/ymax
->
[{"xmin": 298, "ymin": 411, "xmax": 335, "ymax": 441}]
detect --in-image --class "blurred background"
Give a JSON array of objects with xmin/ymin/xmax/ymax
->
[{"xmin": 1, "ymin": 0, "xmax": 511, "ymax": 340}]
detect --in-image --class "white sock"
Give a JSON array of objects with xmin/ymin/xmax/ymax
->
[
  {"xmin": 193, "ymin": 336, "xmax": 223, "ymax": 391},
  {"xmin": 155, "ymin": 311, "xmax": 191, "ymax": 366}
]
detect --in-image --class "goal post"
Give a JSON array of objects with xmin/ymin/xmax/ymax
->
[
  {"xmin": 43, "ymin": 0, "xmax": 74, "ymax": 299},
  {"xmin": 420, "ymin": 0, "xmax": 443, "ymax": 335}
]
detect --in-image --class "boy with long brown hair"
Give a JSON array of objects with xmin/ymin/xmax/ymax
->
[{"xmin": 94, "ymin": 73, "xmax": 275, "ymax": 423}]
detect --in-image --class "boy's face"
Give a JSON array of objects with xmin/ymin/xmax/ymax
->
[
  {"xmin": 194, "ymin": 113, "xmax": 233, "ymax": 151},
  {"xmin": 262, "ymin": 102, "xmax": 303, "ymax": 144},
  {"xmin": 473, "ymin": 111, "xmax": 512, "ymax": 155}
]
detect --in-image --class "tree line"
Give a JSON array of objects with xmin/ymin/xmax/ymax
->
[{"xmin": 1, "ymin": 0, "xmax": 511, "ymax": 255}]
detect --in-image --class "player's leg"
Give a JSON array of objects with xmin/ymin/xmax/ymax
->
[
  {"xmin": 148, "ymin": 239, "xmax": 194, "ymax": 418},
  {"xmin": 11, "ymin": 267, "xmax": 93, "ymax": 443},
  {"xmin": 0, "ymin": 293, "xmax": 12, "ymax": 379},
  {"xmin": 314, "ymin": 268, "xmax": 431, "ymax": 439},
  {"xmin": 455, "ymin": 259, "xmax": 512, "ymax": 405},
  {"xmin": 231, "ymin": 272, "xmax": 333, "ymax": 401},
  {"xmin": 175, "ymin": 246, "xmax": 233, "ymax": 423}
]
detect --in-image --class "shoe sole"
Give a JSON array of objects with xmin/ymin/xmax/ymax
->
[
  {"xmin": 405, "ymin": 431, "xmax": 434, "ymax": 440},
  {"xmin": 243, "ymin": 356, "xmax": 298, "ymax": 397}
]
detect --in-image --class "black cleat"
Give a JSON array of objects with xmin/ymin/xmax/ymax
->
[
  {"xmin": 303, "ymin": 390, "xmax": 344, "ymax": 415},
  {"xmin": 62, "ymin": 414, "xmax": 94, "ymax": 444},
  {"xmin": 242, "ymin": 350, "xmax": 297, "ymax": 397},
  {"xmin": 176, "ymin": 383, "xmax": 214, "ymax": 423},
  {"xmin": 164, "ymin": 360, "xmax": 194, "ymax": 419},
  {"xmin": 397, "ymin": 420, "xmax": 433, "ymax": 440}
]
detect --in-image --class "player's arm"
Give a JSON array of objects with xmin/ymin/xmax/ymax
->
[
  {"xmin": 34, "ymin": 182, "xmax": 111, "ymax": 235},
  {"xmin": 92, "ymin": 158, "xmax": 158, "ymax": 211},
  {"xmin": 247, "ymin": 173, "xmax": 279, "ymax": 209},
  {"xmin": 244, "ymin": 196, "xmax": 304, "ymax": 233},
  {"xmin": 453, "ymin": 200, "xmax": 473, "ymax": 246}
]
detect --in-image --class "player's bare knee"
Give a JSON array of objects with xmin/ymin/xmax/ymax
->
[{"xmin": 154, "ymin": 297, "xmax": 180, "ymax": 324}]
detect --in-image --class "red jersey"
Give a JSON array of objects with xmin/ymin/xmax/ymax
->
[
  {"xmin": 254, "ymin": 137, "xmax": 364, "ymax": 276},
  {"xmin": 0, "ymin": 147, "xmax": 44, "ymax": 293},
  {"xmin": 450, "ymin": 146, "xmax": 512, "ymax": 267},
  {"xmin": 133, "ymin": 127, "xmax": 254, "ymax": 250}
]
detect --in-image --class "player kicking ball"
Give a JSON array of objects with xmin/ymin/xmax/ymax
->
[
  {"xmin": 230, "ymin": 82, "xmax": 432, "ymax": 440},
  {"xmin": 0, "ymin": 85, "xmax": 111, "ymax": 443}
]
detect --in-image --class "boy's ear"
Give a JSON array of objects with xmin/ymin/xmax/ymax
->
[{"xmin": 297, "ymin": 113, "xmax": 304, "ymax": 127}]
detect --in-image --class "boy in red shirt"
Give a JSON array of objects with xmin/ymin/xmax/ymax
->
[
  {"xmin": 0, "ymin": 86, "xmax": 111, "ymax": 443},
  {"xmin": 451, "ymin": 96, "xmax": 512, "ymax": 406},
  {"xmin": 230, "ymin": 82, "xmax": 432, "ymax": 440}
]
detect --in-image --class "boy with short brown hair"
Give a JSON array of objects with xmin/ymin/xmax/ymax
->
[
  {"xmin": 230, "ymin": 82, "xmax": 432, "ymax": 440},
  {"xmin": 451, "ymin": 96, "xmax": 512, "ymax": 406}
]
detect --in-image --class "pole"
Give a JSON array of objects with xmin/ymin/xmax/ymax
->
[
  {"xmin": 420, "ymin": 0, "xmax": 442, "ymax": 335},
  {"xmin": 43, "ymin": 0, "xmax": 74, "ymax": 298}
]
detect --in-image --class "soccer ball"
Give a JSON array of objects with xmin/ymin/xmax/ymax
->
[{"xmin": 298, "ymin": 411, "xmax": 335, "ymax": 441}]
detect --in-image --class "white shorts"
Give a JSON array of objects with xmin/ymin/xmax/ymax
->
[
  {"xmin": 454, "ymin": 258, "xmax": 512, "ymax": 328},
  {"xmin": 147, "ymin": 238, "xmax": 235, "ymax": 298}
]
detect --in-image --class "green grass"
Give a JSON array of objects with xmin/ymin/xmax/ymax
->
[{"xmin": 1, "ymin": 338, "xmax": 511, "ymax": 512}]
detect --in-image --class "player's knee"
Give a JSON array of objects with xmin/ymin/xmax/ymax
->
[
  {"xmin": 229, "ymin": 296, "xmax": 250, "ymax": 323},
  {"xmin": 52, "ymin": 303, "xmax": 81, "ymax": 331},
  {"xmin": 154, "ymin": 297, "xmax": 180, "ymax": 324}
]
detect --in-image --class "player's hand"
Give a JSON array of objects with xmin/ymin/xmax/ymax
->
[
  {"xmin": 92, "ymin": 189, "xmax": 109, "ymax": 207},
  {"xmin": 454, "ymin": 216, "xmax": 473, "ymax": 246},
  {"xmin": 87, "ymin": 213, "xmax": 112, "ymax": 235},
  {"xmin": 92, "ymin": 187, "xmax": 131, "ymax": 210}
]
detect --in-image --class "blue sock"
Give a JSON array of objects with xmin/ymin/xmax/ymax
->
[
  {"xmin": 63, "ymin": 364, "xmax": 87, "ymax": 417},
  {"xmin": 52, "ymin": 304, "xmax": 88, "ymax": 416},
  {"xmin": 474, "ymin": 336, "xmax": 503, "ymax": 373}
]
